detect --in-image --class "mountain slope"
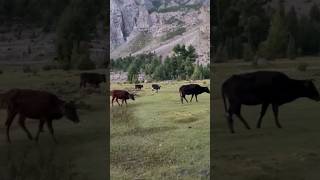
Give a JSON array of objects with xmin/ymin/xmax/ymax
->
[{"xmin": 110, "ymin": 0, "xmax": 210, "ymax": 64}]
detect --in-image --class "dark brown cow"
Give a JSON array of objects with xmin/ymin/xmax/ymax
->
[
  {"xmin": 80, "ymin": 73, "xmax": 106, "ymax": 88},
  {"xmin": 3, "ymin": 89, "xmax": 79, "ymax": 143},
  {"xmin": 135, "ymin": 84, "xmax": 143, "ymax": 90},
  {"xmin": 111, "ymin": 90, "xmax": 135, "ymax": 106}
]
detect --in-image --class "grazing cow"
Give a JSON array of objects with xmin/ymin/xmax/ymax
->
[
  {"xmin": 135, "ymin": 84, "xmax": 143, "ymax": 90},
  {"xmin": 111, "ymin": 90, "xmax": 135, "ymax": 106},
  {"xmin": 4, "ymin": 89, "xmax": 79, "ymax": 143},
  {"xmin": 152, "ymin": 84, "xmax": 161, "ymax": 93},
  {"xmin": 179, "ymin": 84, "xmax": 210, "ymax": 104},
  {"xmin": 80, "ymin": 73, "xmax": 106, "ymax": 88},
  {"xmin": 222, "ymin": 71, "xmax": 320, "ymax": 133}
]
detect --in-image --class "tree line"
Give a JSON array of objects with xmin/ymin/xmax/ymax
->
[
  {"xmin": 213, "ymin": 0, "xmax": 320, "ymax": 62},
  {"xmin": 111, "ymin": 44, "xmax": 210, "ymax": 83}
]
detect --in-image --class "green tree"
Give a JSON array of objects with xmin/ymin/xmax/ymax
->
[
  {"xmin": 310, "ymin": 3, "xmax": 320, "ymax": 23},
  {"xmin": 263, "ymin": 10, "xmax": 289, "ymax": 59},
  {"xmin": 286, "ymin": 6, "xmax": 298, "ymax": 40},
  {"xmin": 127, "ymin": 62, "xmax": 139, "ymax": 83},
  {"xmin": 191, "ymin": 65, "xmax": 203, "ymax": 80}
]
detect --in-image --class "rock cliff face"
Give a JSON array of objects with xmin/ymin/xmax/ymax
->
[
  {"xmin": 110, "ymin": 0, "xmax": 153, "ymax": 50},
  {"xmin": 110, "ymin": 0, "xmax": 210, "ymax": 64}
]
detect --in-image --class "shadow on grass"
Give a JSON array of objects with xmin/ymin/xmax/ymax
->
[
  {"xmin": 111, "ymin": 144, "xmax": 177, "ymax": 173},
  {"xmin": 0, "ymin": 143, "xmax": 88, "ymax": 180},
  {"xmin": 174, "ymin": 117, "xmax": 198, "ymax": 124},
  {"xmin": 111, "ymin": 126, "xmax": 177, "ymax": 138}
]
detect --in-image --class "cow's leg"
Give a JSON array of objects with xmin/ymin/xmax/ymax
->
[
  {"xmin": 6, "ymin": 110, "xmax": 17, "ymax": 143},
  {"xmin": 195, "ymin": 94, "xmax": 198, "ymax": 102},
  {"xmin": 18, "ymin": 115, "xmax": 33, "ymax": 140},
  {"xmin": 116, "ymin": 98, "xmax": 121, "ymax": 106},
  {"xmin": 190, "ymin": 94, "xmax": 194, "ymax": 102},
  {"xmin": 46, "ymin": 119, "xmax": 57, "ymax": 143},
  {"xmin": 272, "ymin": 104, "xmax": 282, "ymax": 128},
  {"xmin": 121, "ymin": 99, "xmax": 124, "ymax": 106},
  {"xmin": 226, "ymin": 109, "xmax": 235, "ymax": 133},
  {"xmin": 124, "ymin": 99, "xmax": 127, "ymax": 105},
  {"xmin": 112, "ymin": 97, "xmax": 115, "ymax": 106},
  {"xmin": 183, "ymin": 95, "xmax": 189, "ymax": 103},
  {"xmin": 35, "ymin": 119, "xmax": 45, "ymax": 142},
  {"xmin": 234, "ymin": 104, "xmax": 251, "ymax": 130},
  {"xmin": 181, "ymin": 95, "xmax": 184, "ymax": 104},
  {"xmin": 256, "ymin": 103, "xmax": 269, "ymax": 128}
]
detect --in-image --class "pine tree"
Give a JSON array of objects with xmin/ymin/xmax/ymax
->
[
  {"xmin": 286, "ymin": 34, "xmax": 296, "ymax": 60},
  {"xmin": 286, "ymin": 6, "xmax": 298, "ymax": 40},
  {"xmin": 264, "ymin": 10, "xmax": 289, "ymax": 59},
  {"xmin": 310, "ymin": 3, "xmax": 320, "ymax": 23}
]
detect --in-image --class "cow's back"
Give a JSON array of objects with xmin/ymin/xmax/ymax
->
[
  {"xmin": 222, "ymin": 71, "xmax": 291, "ymax": 104},
  {"xmin": 7, "ymin": 89, "xmax": 63, "ymax": 119},
  {"xmin": 111, "ymin": 90, "xmax": 129, "ymax": 99},
  {"xmin": 180, "ymin": 84, "xmax": 201, "ymax": 94}
]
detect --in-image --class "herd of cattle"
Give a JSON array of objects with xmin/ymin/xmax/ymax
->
[
  {"xmin": 3, "ymin": 69, "xmax": 315, "ymax": 143},
  {"xmin": 111, "ymin": 83, "xmax": 210, "ymax": 106}
]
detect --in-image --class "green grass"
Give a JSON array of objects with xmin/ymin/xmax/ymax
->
[
  {"xmin": 0, "ymin": 65, "xmax": 107, "ymax": 179},
  {"xmin": 213, "ymin": 58, "xmax": 320, "ymax": 179},
  {"xmin": 111, "ymin": 80, "xmax": 210, "ymax": 179}
]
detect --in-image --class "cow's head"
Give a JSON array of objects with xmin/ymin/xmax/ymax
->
[
  {"xmin": 129, "ymin": 93, "xmax": 135, "ymax": 101},
  {"xmin": 203, "ymin": 87, "xmax": 210, "ymax": 94},
  {"xmin": 304, "ymin": 80, "xmax": 320, "ymax": 101},
  {"xmin": 63, "ymin": 101, "xmax": 80, "ymax": 123}
]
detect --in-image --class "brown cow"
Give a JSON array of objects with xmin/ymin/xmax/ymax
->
[
  {"xmin": 111, "ymin": 90, "xmax": 135, "ymax": 106},
  {"xmin": 4, "ymin": 89, "xmax": 79, "ymax": 143}
]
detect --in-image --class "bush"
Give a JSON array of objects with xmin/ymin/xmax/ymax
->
[{"xmin": 297, "ymin": 63, "xmax": 308, "ymax": 71}]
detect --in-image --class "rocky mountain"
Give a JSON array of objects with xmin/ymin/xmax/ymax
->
[{"xmin": 110, "ymin": 0, "xmax": 210, "ymax": 65}]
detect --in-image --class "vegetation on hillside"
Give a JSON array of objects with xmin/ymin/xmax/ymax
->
[
  {"xmin": 0, "ymin": 0, "xmax": 107, "ymax": 70},
  {"xmin": 111, "ymin": 44, "xmax": 210, "ymax": 83},
  {"xmin": 213, "ymin": 0, "xmax": 320, "ymax": 62}
]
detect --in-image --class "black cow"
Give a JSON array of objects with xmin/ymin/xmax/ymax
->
[
  {"xmin": 152, "ymin": 84, "xmax": 161, "ymax": 93},
  {"xmin": 80, "ymin": 73, "xmax": 106, "ymax": 88},
  {"xmin": 179, "ymin": 84, "xmax": 210, "ymax": 104},
  {"xmin": 135, "ymin": 84, "xmax": 143, "ymax": 90},
  {"xmin": 222, "ymin": 71, "xmax": 320, "ymax": 133}
]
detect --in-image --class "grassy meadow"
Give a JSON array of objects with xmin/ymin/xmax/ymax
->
[
  {"xmin": 110, "ymin": 80, "xmax": 210, "ymax": 179},
  {"xmin": 0, "ymin": 65, "xmax": 108, "ymax": 180},
  {"xmin": 213, "ymin": 58, "xmax": 320, "ymax": 180}
]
